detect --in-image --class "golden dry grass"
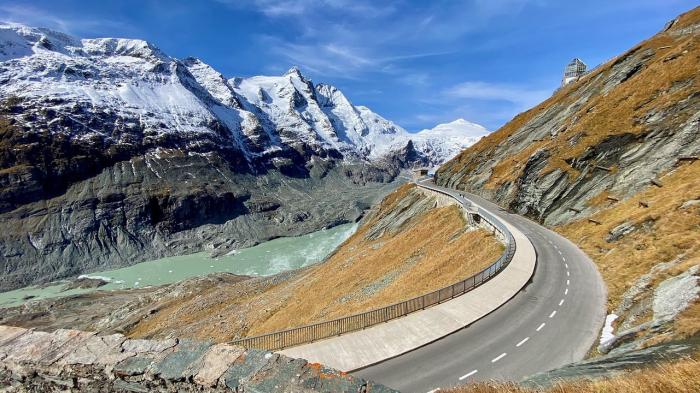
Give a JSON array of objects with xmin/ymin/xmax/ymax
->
[
  {"xmin": 675, "ymin": 300, "xmax": 700, "ymax": 339},
  {"xmin": 248, "ymin": 187, "xmax": 503, "ymax": 335},
  {"xmin": 556, "ymin": 162, "xmax": 700, "ymax": 309},
  {"xmin": 446, "ymin": 358, "xmax": 700, "ymax": 393},
  {"xmin": 127, "ymin": 184, "xmax": 503, "ymax": 342}
]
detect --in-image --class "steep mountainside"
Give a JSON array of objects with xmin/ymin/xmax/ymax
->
[
  {"xmin": 0, "ymin": 23, "xmax": 484, "ymax": 291},
  {"xmin": 436, "ymin": 7, "xmax": 700, "ymax": 354}
]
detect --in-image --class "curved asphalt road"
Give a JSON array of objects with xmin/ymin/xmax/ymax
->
[{"xmin": 355, "ymin": 180, "xmax": 607, "ymax": 393}]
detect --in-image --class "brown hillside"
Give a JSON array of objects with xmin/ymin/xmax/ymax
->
[{"xmin": 435, "ymin": 7, "xmax": 700, "ymax": 352}]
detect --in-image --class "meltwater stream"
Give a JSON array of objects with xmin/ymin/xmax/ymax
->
[{"xmin": 0, "ymin": 223, "xmax": 357, "ymax": 308}]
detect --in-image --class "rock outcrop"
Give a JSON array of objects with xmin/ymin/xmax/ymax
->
[{"xmin": 0, "ymin": 325, "xmax": 396, "ymax": 392}]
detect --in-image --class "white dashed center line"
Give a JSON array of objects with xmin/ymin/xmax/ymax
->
[
  {"xmin": 562, "ymin": 257, "xmax": 566, "ymax": 262},
  {"xmin": 565, "ymin": 288, "xmax": 569, "ymax": 295},
  {"xmin": 549, "ymin": 310, "xmax": 557, "ymax": 318},
  {"xmin": 458, "ymin": 370, "xmax": 478, "ymax": 381},
  {"xmin": 566, "ymin": 279, "xmax": 570, "ymax": 286},
  {"xmin": 559, "ymin": 298, "xmax": 565, "ymax": 306},
  {"xmin": 536, "ymin": 322, "xmax": 546, "ymax": 331},
  {"xmin": 516, "ymin": 337, "xmax": 530, "ymax": 347},
  {"xmin": 565, "ymin": 263, "xmax": 569, "ymax": 269},
  {"xmin": 567, "ymin": 271, "xmax": 570, "ymax": 277},
  {"xmin": 492, "ymin": 353, "xmax": 507, "ymax": 363}
]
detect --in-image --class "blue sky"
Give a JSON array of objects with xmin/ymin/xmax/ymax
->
[{"xmin": 0, "ymin": 0, "xmax": 696, "ymax": 131}]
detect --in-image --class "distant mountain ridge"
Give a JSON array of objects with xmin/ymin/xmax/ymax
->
[
  {"xmin": 412, "ymin": 119, "xmax": 487, "ymax": 168},
  {"xmin": 0, "ymin": 23, "xmax": 482, "ymax": 170}
]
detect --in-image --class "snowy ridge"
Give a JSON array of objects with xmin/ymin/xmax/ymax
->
[{"xmin": 0, "ymin": 23, "xmax": 486, "ymax": 167}]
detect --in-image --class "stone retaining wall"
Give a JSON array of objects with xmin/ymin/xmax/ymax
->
[{"xmin": 0, "ymin": 325, "xmax": 396, "ymax": 392}]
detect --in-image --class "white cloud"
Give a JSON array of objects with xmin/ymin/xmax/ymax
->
[
  {"xmin": 0, "ymin": 4, "xmax": 72, "ymax": 32},
  {"xmin": 261, "ymin": 34, "xmax": 452, "ymax": 80},
  {"xmin": 239, "ymin": 1, "xmax": 545, "ymax": 84},
  {"xmin": 225, "ymin": 0, "xmax": 395, "ymax": 18}
]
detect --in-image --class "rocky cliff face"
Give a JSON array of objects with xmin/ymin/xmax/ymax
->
[
  {"xmin": 0, "ymin": 23, "xmax": 488, "ymax": 291},
  {"xmin": 436, "ymin": 7, "xmax": 700, "ymax": 354}
]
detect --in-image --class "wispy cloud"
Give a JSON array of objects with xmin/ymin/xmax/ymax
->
[
  {"xmin": 0, "ymin": 4, "xmax": 133, "ymax": 36},
  {"xmin": 0, "ymin": 4, "xmax": 73, "ymax": 32},
  {"xmin": 397, "ymin": 79, "xmax": 553, "ymax": 130},
  {"xmin": 239, "ymin": 0, "xmax": 542, "ymax": 82},
  {"xmin": 445, "ymin": 81, "xmax": 551, "ymax": 109},
  {"xmin": 261, "ymin": 34, "xmax": 452, "ymax": 80},
  {"xmin": 219, "ymin": 0, "xmax": 395, "ymax": 18}
]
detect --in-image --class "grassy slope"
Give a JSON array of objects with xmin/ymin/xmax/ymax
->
[{"xmin": 127, "ymin": 183, "xmax": 503, "ymax": 341}]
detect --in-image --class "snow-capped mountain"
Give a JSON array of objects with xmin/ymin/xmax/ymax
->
[
  {"xmin": 410, "ymin": 119, "xmax": 488, "ymax": 167},
  {"xmin": 0, "ymin": 23, "xmax": 480, "ymax": 168}
]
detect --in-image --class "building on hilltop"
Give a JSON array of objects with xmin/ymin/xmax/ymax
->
[{"xmin": 562, "ymin": 58, "xmax": 587, "ymax": 86}]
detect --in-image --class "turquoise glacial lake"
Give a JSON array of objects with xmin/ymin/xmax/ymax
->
[{"xmin": 0, "ymin": 223, "xmax": 357, "ymax": 308}]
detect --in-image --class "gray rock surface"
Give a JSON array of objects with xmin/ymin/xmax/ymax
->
[
  {"xmin": 653, "ymin": 265, "xmax": 699, "ymax": 321},
  {"xmin": 522, "ymin": 339, "xmax": 698, "ymax": 388},
  {"xmin": 0, "ymin": 325, "xmax": 397, "ymax": 392},
  {"xmin": 606, "ymin": 221, "xmax": 637, "ymax": 242},
  {"xmin": 599, "ymin": 261, "xmax": 699, "ymax": 353}
]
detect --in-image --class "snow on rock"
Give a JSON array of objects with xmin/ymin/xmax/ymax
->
[
  {"xmin": 0, "ymin": 22, "xmax": 486, "ymax": 167},
  {"xmin": 599, "ymin": 313, "xmax": 619, "ymax": 346}
]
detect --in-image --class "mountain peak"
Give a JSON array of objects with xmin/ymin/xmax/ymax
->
[
  {"xmin": 284, "ymin": 66, "xmax": 304, "ymax": 78},
  {"xmin": 417, "ymin": 118, "xmax": 489, "ymax": 138},
  {"xmin": 0, "ymin": 22, "xmax": 475, "ymax": 169}
]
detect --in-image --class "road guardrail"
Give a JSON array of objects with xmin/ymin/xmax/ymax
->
[{"xmin": 230, "ymin": 181, "xmax": 516, "ymax": 351}]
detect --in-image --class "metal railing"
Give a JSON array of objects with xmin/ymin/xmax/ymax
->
[{"xmin": 230, "ymin": 182, "xmax": 516, "ymax": 351}]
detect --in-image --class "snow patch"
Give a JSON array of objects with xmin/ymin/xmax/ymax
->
[{"xmin": 600, "ymin": 313, "xmax": 618, "ymax": 346}]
